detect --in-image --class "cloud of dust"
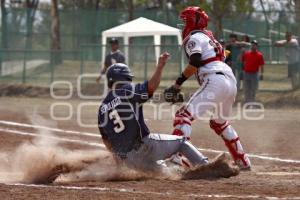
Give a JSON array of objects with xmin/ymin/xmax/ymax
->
[
  {"xmin": 0, "ymin": 111, "xmax": 238, "ymax": 183},
  {"xmin": 0, "ymin": 113, "xmax": 178, "ymax": 184}
]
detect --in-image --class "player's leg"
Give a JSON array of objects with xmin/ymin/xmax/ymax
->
[
  {"xmin": 253, "ymin": 73, "xmax": 259, "ymax": 102},
  {"xmin": 288, "ymin": 63, "xmax": 292, "ymax": 78},
  {"xmin": 249, "ymin": 73, "xmax": 257, "ymax": 103},
  {"xmin": 243, "ymin": 72, "xmax": 251, "ymax": 104},
  {"xmin": 125, "ymin": 133, "xmax": 208, "ymax": 171},
  {"xmin": 291, "ymin": 63, "xmax": 300, "ymax": 89},
  {"xmin": 248, "ymin": 74, "xmax": 253, "ymax": 103},
  {"xmin": 144, "ymin": 133, "xmax": 208, "ymax": 166},
  {"xmin": 178, "ymin": 139, "xmax": 209, "ymax": 166},
  {"xmin": 172, "ymin": 77, "xmax": 216, "ymax": 138},
  {"xmin": 170, "ymin": 75, "xmax": 225, "ymax": 167},
  {"xmin": 171, "ymin": 73, "xmax": 251, "ymax": 169},
  {"xmin": 210, "ymin": 75, "xmax": 251, "ymax": 170}
]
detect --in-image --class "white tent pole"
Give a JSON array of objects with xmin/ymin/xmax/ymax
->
[
  {"xmin": 177, "ymin": 33, "xmax": 184, "ymax": 72},
  {"xmin": 101, "ymin": 35, "xmax": 107, "ymax": 68},
  {"xmin": 154, "ymin": 35, "xmax": 161, "ymax": 61},
  {"xmin": 124, "ymin": 35, "xmax": 129, "ymax": 65},
  {"xmin": 177, "ymin": 33, "xmax": 182, "ymax": 45}
]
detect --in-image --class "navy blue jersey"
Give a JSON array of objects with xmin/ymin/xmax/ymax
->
[
  {"xmin": 104, "ymin": 50, "xmax": 126, "ymax": 67},
  {"xmin": 98, "ymin": 81, "xmax": 151, "ymax": 157}
]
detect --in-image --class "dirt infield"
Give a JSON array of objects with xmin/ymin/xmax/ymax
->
[{"xmin": 0, "ymin": 97, "xmax": 300, "ymax": 200}]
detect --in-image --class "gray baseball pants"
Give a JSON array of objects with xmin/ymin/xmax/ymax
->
[{"xmin": 124, "ymin": 133, "xmax": 208, "ymax": 171}]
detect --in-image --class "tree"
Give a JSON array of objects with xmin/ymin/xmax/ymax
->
[
  {"xmin": 50, "ymin": 0, "xmax": 62, "ymax": 65},
  {"xmin": 25, "ymin": 0, "xmax": 39, "ymax": 50},
  {"xmin": 60, "ymin": 0, "xmax": 100, "ymax": 9},
  {"xmin": 60, "ymin": 0, "xmax": 101, "ymax": 46},
  {"xmin": 1, "ymin": 0, "xmax": 8, "ymax": 49},
  {"xmin": 0, "ymin": 0, "xmax": 8, "ymax": 75},
  {"xmin": 128, "ymin": 0, "xmax": 134, "ymax": 20},
  {"xmin": 296, "ymin": 0, "xmax": 300, "ymax": 41}
]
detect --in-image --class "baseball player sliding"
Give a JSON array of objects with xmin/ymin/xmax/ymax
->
[
  {"xmin": 98, "ymin": 54, "xmax": 209, "ymax": 172},
  {"xmin": 164, "ymin": 6, "xmax": 251, "ymax": 170}
]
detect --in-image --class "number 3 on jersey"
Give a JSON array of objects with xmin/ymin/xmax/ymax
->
[{"xmin": 109, "ymin": 110, "xmax": 125, "ymax": 133}]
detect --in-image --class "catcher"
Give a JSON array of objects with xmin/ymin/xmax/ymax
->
[
  {"xmin": 164, "ymin": 7, "xmax": 251, "ymax": 170},
  {"xmin": 97, "ymin": 53, "xmax": 209, "ymax": 172}
]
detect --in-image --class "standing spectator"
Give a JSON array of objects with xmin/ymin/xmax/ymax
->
[
  {"xmin": 219, "ymin": 39, "xmax": 231, "ymax": 65},
  {"xmin": 242, "ymin": 40, "xmax": 265, "ymax": 106},
  {"xmin": 274, "ymin": 32, "xmax": 300, "ymax": 89},
  {"xmin": 96, "ymin": 38, "xmax": 126, "ymax": 83},
  {"xmin": 226, "ymin": 34, "xmax": 250, "ymax": 90},
  {"xmin": 237, "ymin": 35, "xmax": 251, "ymax": 89},
  {"xmin": 225, "ymin": 34, "xmax": 239, "ymax": 71}
]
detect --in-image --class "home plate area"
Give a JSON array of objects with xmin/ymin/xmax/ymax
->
[{"xmin": 0, "ymin": 102, "xmax": 300, "ymax": 199}]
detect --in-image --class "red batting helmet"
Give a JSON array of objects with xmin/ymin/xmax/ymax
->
[{"xmin": 180, "ymin": 6, "xmax": 209, "ymax": 40}]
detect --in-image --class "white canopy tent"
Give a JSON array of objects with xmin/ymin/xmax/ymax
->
[{"xmin": 101, "ymin": 17, "xmax": 182, "ymax": 65}]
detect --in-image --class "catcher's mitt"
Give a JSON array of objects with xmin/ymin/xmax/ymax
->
[{"xmin": 164, "ymin": 85, "xmax": 184, "ymax": 104}]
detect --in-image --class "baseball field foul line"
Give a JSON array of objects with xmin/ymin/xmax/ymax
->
[
  {"xmin": 0, "ymin": 127, "xmax": 105, "ymax": 148},
  {"xmin": 0, "ymin": 120, "xmax": 101, "ymax": 138},
  {"xmin": 1, "ymin": 120, "xmax": 300, "ymax": 164},
  {"xmin": 197, "ymin": 148, "xmax": 300, "ymax": 164},
  {"xmin": 1, "ymin": 127, "xmax": 300, "ymax": 177},
  {"xmin": 2, "ymin": 183, "xmax": 300, "ymax": 200}
]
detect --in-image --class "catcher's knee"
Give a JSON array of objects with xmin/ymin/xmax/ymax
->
[
  {"xmin": 172, "ymin": 107, "xmax": 194, "ymax": 138},
  {"xmin": 209, "ymin": 120, "xmax": 229, "ymax": 135}
]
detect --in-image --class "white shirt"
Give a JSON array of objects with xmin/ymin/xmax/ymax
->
[
  {"xmin": 184, "ymin": 32, "xmax": 233, "ymax": 77},
  {"xmin": 285, "ymin": 39, "xmax": 299, "ymax": 64}
]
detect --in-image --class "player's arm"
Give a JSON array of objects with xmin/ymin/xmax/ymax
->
[
  {"xmin": 119, "ymin": 53, "xmax": 126, "ymax": 64},
  {"xmin": 96, "ymin": 68, "xmax": 106, "ymax": 83},
  {"xmin": 102, "ymin": 138, "xmax": 123, "ymax": 164},
  {"xmin": 274, "ymin": 40, "xmax": 287, "ymax": 47},
  {"xmin": 259, "ymin": 64, "xmax": 264, "ymax": 80},
  {"xmin": 126, "ymin": 52, "xmax": 169, "ymax": 104},
  {"xmin": 98, "ymin": 126, "xmax": 114, "ymax": 151},
  {"xmin": 259, "ymin": 55, "xmax": 265, "ymax": 80},
  {"xmin": 173, "ymin": 37, "xmax": 202, "ymax": 89},
  {"xmin": 235, "ymin": 41, "xmax": 251, "ymax": 47},
  {"xmin": 101, "ymin": 60, "xmax": 110, "ymax": 75},
  {"xmin": 100, "ymin": 66, "xmax": 107, "ymax": 75},
  {"xmin": 260, "ymin": 64, "xmax": 264, "ymax": 74},
  {"xmin": 173, "ymin": 54, "xmax": 200, "ymax": 89},
  {"xmin": 102, "ymin": 138, "xmax": 113, "ymax": 151},
  {"xmin": 147, "ymin": 52, "xmax": 170, "ymax": 94},
  {"xmin": 96, "ymin": 57, "xmax": 110, "ymax": 83},
  {"xmin": 163, "ymin": 53, "xmax": 199, "ymax": 103}
]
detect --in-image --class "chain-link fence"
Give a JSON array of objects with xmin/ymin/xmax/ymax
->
[
  {"xmin": 0, "ymin": 44, "xmax": 299, "ymax": 91},
  {"xmin": 0, "ymin": 8, "xmax": 298, "ymax": 50},
  {"xmin": 0, "ymin": 8, "xmax": 299, "ymax": 90}
]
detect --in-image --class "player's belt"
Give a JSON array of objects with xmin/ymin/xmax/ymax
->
[
  {"xmin": 197, "ymin": 71, "xmax": 225, "ymax": 85},
  {"xmin": 215, "ymin": 72, "xmax": 225, "ymax": 75},
  {"xmin": 200, "ymin": 71, "xmax": 225, "ymax": 79}
]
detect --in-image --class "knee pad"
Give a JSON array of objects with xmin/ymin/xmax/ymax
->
[
  {"xmin": 172, "ymin": 107, "xmax": 194, "ymax": 138},
  {"xmin": 209, "ymin": 120, "xmax": 229, "ymax": 135},
  {"xmin": 173, "ymin": 124, "xmax": 192, "ymax": 138},
  {"xmin": 210, "ymin": 121, "xmax": 251, "ymax": 169}
]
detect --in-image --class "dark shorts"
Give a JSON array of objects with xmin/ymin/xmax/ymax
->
[{"xmin": 288, "ymin": 63, "xmax": 300, "ymax": 77}]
